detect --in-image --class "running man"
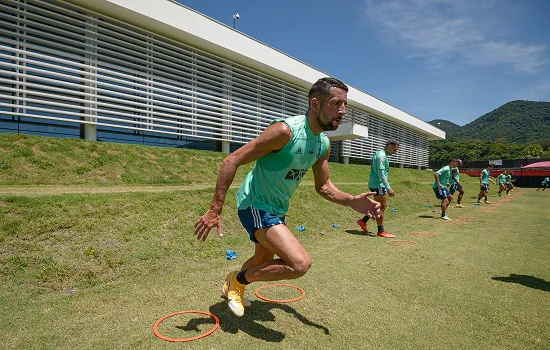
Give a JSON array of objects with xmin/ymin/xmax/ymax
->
[
  {"xmin": 497, "ymin": 170, "xmax": 507, "ymax": 197},
  {"xmin": 356, "ymin": 140, "xmax": 400, "ymax": 238},
  {"xmin": 536, "ymin": 177, "xmax": 549, "ymax": 191},
  {"xmin": 433, "ymin": 159, "xmax": 458, "ymax": 220},
  {"xmin": 450, "ymin": 159, "xmax": 465, "ymax": 208},
  {"xmin": 194, "ymin": 77, "xmax": 381, "ymax": 317},
  {"xmin": 505, "ymin": 171, "xmax": 515, "ymax": 195},
  {"xmin": 477, "ymin": 164, "xmax": 495, "ymax": 203}
]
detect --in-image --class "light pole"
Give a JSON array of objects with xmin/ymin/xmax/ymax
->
[{"xmin": 232, "ymin": 13, "xmax": 240, "ymax": 29}]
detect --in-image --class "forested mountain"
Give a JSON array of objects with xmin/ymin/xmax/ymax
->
[
  {"xmin": 428, "ymin": 100, "xmax": 550, "ymax": 162},
  {"xmin": 430, "ymin": 100, "xmax": 550, "ymax": 143},
  {"xmin": 428, "ymin": 119, "xmax": 461, "ymax": 134}
]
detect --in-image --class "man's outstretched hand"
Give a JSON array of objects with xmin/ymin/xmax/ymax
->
[
  {"xmin": 349, "ymin": 192, "xmax": 381, "ymax": 219},
  {"xmin": 194, "ymin": 209, "xmax": 223, "ymax": 241}
]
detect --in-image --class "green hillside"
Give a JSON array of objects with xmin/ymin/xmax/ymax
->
[
  {"xmin": 443, "ymin": 100, "xmax": 550, "ymax": 143},
  {"xmin": 428, "ymin": 100, "xmax": 550, "ymax": 162},
  {"xmin": 428, "ymin": 119, "xmax": 461, "ymax": 134}
]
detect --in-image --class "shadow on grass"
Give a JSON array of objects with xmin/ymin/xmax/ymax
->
[
  {"xmin": 418, "ymin": 215, "xmax": 437, "ymax": 219},
  {"xmin": 344, "ymin": 229, "xmax": 376, "ymax": 237},
  {"xmin": 178, "ymin": 300, "xmax": 329, "ymax": 342},
  {"xmin": 492, "ymin": 274, "xmax": 550, "ymax": 292}
]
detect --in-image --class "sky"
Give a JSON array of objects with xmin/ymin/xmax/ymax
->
[{"xmin": 176, "ymin": 0, "xmax": 550, "ymax": 126}]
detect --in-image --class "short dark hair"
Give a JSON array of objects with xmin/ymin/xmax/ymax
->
[
  {"xmin": 308, "ymin": 77, "xmax": 348, "ymax": 108},
  {"xmin": 385, "ymin": 140, "xmax": 400, "ymax": 147}
]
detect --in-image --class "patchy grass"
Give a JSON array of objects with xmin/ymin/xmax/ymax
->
[{"xmin": 0, "ymin": 134, "xmax": 549, "ymax": 349}]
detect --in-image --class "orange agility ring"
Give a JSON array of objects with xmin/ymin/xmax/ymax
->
[
  {"xmin": 410, "ymin": 231, "xmax": 438, "ymax": 237},
  {"xmin": 255, "ymin": 283, "xmax": 306, "ymax": 303},
  {"xmin": 387, "ymin": 239, "xmax": 417, "ymax": 247},
  {"xmin": 153, "ymin": 310, "xmax": 219, "ymax": 342}
]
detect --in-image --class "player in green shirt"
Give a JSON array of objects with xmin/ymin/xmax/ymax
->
[
  {"xmin": 433, "ymin": 159, "xmax": 459, "ymax": 220},
  {"xmin": 450, "ymin": 159, "xmax": 465, "ymax": 207},
  {"xmin": 497, "ymin": 170, "xmax": 507, "ymax": 197},
  {"xmin": 477, "ymin": 164, "xmax": 496, "ymax": 203},
  {"xmin": 357, "ymin": 140, "xmax": 400, "ymax": 238},
  {"xmin": 194, "ymin": 77, "xmax": 381, "ymax": 317},
  {"xmin": 505, "ymin": 171, "xmax": 515, "ymax": 195},
  {"xmin": 537, "ymin": 177, "xmax": 550, "ymax": 191}
]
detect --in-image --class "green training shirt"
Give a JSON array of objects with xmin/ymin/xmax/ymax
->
[
  {"xmin": 368, "ymin": 150, "xmax": 391, "ymax": 189},
  {"xmin": 449, "ymin": 167, "xmax": 460, "ymax": 185},
  {"xmin": 236, "ymin": 114, "xmax": 329, "ymax": 217},
  {"xmin": 498, "ymin": 174, "xmax": 506, "ymax": 184},
  {"xmin": 433, "ymin": 165, "xmax": 451, "ymax": 188},
  {"xmin": 481, "ymin": 169, "xmax": 491, "ymax": 184}
]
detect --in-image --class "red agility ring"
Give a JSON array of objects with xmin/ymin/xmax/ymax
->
[
  {"xmin": 255, "ymin": 283, "xmax": 306, "ymax": 303},
  {"xmin": 153, "ymin": 310, "xmax": 219, "ymax": 342},
  {"xmin": 387, "ymin": 239, "xmax": 418, "ymax": 247}
]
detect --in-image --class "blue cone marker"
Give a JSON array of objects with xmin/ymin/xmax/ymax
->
[{"xmin": 225, "ymin": 249, "xmax": 238, "ymax": 260}]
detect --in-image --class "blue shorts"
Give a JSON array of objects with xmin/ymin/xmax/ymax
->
[
  {"xmin": 238, "ymin": 206, "xmax": 286, "ymax": 243},
  {"xmin": 450, "ymin": 184, "xmax": 463, "ymax": 194},
  {"xmin": 369, "ymin": 186, "xmax": 387, "ymax": 196},
  {"xmin": 480, "ymin": 184, "xmax": 489, "ymax": 191},
  {"xmin": 433, "ymin": 187, "xmax": 451, "ymax": 200}
]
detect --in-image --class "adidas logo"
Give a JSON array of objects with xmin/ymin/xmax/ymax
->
[{"xmin": 296, "ymin": 148, "xmax": 302, "ymax": 155}]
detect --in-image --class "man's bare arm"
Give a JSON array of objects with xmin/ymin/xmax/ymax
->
[
  {"xmin": 312, "ymin": 147, "xmax": 353, "ymax": 205},
  {"xmin": 312, "ymin": 148, "xmax": 381, "ymax": 218},
  {"xmin": 194, "ymin": 122, "xmax": 291, "ymax": 240}
]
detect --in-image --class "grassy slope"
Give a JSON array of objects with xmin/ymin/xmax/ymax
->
[{"xmin": 1, "ymin": 133, "xmax": 549, "ymax": 349}]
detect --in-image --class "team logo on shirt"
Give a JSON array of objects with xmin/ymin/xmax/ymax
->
[
  {"xmin": 296, "ymin": 148, "xmax": 303, "ymax": 155},
  {"xmin": 285, "ymin": 169, "xmax": 308, "ymax": 180}
]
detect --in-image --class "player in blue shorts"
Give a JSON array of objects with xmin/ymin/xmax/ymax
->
[
  {"xmin": 356, "ymin": 140, "xmax": 400, "ymax": 238},
  {"xmin": 497, "ymin": 170, "xmax": 507, "ymax": 197},
  {"xmin": 477, "ymin": 164, "xmax": 495, "ymax": 203},
  {"xmin": 536, "ymin": 176, "xmax": 549, "ymax": 191},
  {"xmin": 433, "ymin": 159, "xmax": 459, "ymax": 220},
  {"xmin": 505, "ymin": 171, "xmax": 515, "ymax": 195},
  {"xmin": 194, "ymin": 77, "xmax": 381, "ymax": 317},
  {"xmin": 449, "ymin": 159, "xmax": 465, "ymax": 208}
]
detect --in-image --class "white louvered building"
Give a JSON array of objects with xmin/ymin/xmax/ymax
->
[{"xmin": 0, "ymin": 0, "xmax": 445, "ymax": 168}]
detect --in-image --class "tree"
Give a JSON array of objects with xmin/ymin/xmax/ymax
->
[{"xmin": 521, "ymin": 144, "xmax": 543, "ymax": 159}]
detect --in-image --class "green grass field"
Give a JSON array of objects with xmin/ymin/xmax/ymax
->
[{"xmin": 1, "ymin": 134, "xmax": 549, "ymax": 349}]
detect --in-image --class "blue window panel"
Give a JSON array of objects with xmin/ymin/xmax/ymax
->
[{"xmin": 18, "ymin": 121, "xmax": 79, "ymax": 137}]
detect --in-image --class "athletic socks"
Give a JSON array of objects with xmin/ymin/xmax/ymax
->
[
  {"xmin": 377, "ymin": 225, "xmax": 384, "ymax": 233},
  {"xmin": 237, "ymin": 270, "xmax": 250, "ymax": 285},
  {"xmin": 441, "ymin": 212, "xmax": 446, "ymax": 218},
  {"xmin": 361, "ymin": 216, "xmax": 370, "ymax": 223}
]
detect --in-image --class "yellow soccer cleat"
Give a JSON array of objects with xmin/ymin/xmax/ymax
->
[
  {"xmin": 222, "ymin": 273, "xmax": 251, "ymax": 307},
  {"xmin": 455, "ymin": 204, "xmax": 464, "ymax": 208},
  {"xmin": 224, "ymin": 271, "xmax": 247, "ymax": 317}
]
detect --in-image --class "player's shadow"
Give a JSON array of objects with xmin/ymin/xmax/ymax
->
[
  {"xmin": 177, "ymin": 300, "xmax": 329, "ymax": 342},
  {"xmin": 418, "ymin": 215, "xmax": 438, "ymax": 219},
  {"xmin": 345, "ymin": 229, "xmax": 376, "ymax": 237},
  {"xmin": 492, "ymin": 274, "xmax": 550, "ymax": 292}
]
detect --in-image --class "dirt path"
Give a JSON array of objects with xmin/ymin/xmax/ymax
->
[{"xmin": 0, "ymin": 182, "xmax": 368, "ymax": 196}]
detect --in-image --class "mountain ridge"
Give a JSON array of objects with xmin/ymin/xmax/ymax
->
[{"xmin": 428, "ymin": 100, "xmax": 550, "ymax": 143}]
